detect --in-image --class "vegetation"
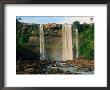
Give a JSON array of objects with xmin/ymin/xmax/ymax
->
[
  {"xmin": 16, "ymin": 19, "xmax": 40, "ymax": 61},
  {"xmin": 16, "ymin": 18, "xmax": 94, "ymax": 74},
  {"xmin": 73, "ymin": 21, "xmax": 94, "ymax": 59},
  {"xmin": 16, "ymin": 19, "xmax": 39, "ymax": 45},
  {"xmin": 16, "ymin": 19, "xmax": 94, "ymax": 60}
]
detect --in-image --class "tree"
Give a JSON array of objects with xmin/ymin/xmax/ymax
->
[{"xmin": 74, "ymin": 22, "xmax": 94, "ymax": 60}]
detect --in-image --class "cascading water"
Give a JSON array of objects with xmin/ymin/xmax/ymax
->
[
  {"xmin": 62, "ymin": 23, "xmax": 73, "ymax": 61},
  {"xmin": 39, "ymin": 23, "xmax": 75, "ymax": 61},
  {"xmin": 75, "ymin": 28, "xmax": 79, "ymax": 58},
  {"xmin": 40, "ymin": 24, "xmax": 45, "ymax": 60}
]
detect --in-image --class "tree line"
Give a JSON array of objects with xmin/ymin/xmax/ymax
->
[{"xmin": 73, "ymin": 21, "xmax": 94, "ymax": 59}]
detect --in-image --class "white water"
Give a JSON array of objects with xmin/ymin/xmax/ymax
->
[
  {"xmin": 62, "ymin": 24, "xmax": 73, "ymax": 61},
  {"xmin": 39, "ymin": 24, "xmax": 78, "ymax": 61},
  {"xmin": 40, "ymin": 25, "xmax": 45, "ymax": 60},
  {"xmin": 75, "ymin": 28, "xmax": 79, "ymax": 58}
]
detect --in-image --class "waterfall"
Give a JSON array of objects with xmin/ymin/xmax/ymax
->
[
  {"xmin": 40, "ymin": 24, "xmax": 45, "ymax": 60},
  {"xmin": 39, "ymin": 23, "xmax": 75, "ymax": 61},
  {"xmin": 75, "ymin": 28, "xmax": 79, "ymax": 58},
  {"xmin": 62, "ymin": 23, "xmax": 73, "ymax": 61}
]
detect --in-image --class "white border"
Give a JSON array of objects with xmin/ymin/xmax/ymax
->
[{"xmin": 5, "ymin": 4, "xmax": 107, "ymax": 87}]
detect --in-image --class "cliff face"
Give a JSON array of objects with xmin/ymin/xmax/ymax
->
[
  {"xmin": 41, "ymin": 24, "xmax": 73, "ymax": 61},
  {"xmin": 42, "ymin": 24, "xmax": 63, "ymax": 61},
  {"xmin": 17, "ymin": 23, "xmax": 78, "ymax": 61},
  {"xmin": 44, "ymin": 36, "xmax": 62, "ymax": 61}
]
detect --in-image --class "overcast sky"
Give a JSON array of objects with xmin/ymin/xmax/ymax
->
[{"xmin": 16, "ymin": 16, "xmax": 94, "ymax": 24}]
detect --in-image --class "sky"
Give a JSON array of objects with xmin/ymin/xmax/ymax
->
[{"xmin": 16, "ymin": 16, "xmax": 94, "ymax": 24}]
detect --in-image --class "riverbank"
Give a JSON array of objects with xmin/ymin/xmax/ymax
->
[{"xmin": 16, "ymin": 59, "xmax": 94, "ymax": 74}]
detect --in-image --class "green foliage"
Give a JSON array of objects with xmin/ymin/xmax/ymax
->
[
  {"xmin": 73, "ymin": 21, "xmax": 80, "ymax": 29},
  {"xmin": 16, "ymin": 18, "xmax": 39, "ymax": 45},
  {"xmin": 17, "ymin": 19, "xmax": 94, "ymax": 60},
  {"xmin": 73, "ymin": 21, "xmax": 94, "ymax": 60},
  {"xmin": 79, "ymin": 24, "xmax": 94, "ymax": 59}
]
